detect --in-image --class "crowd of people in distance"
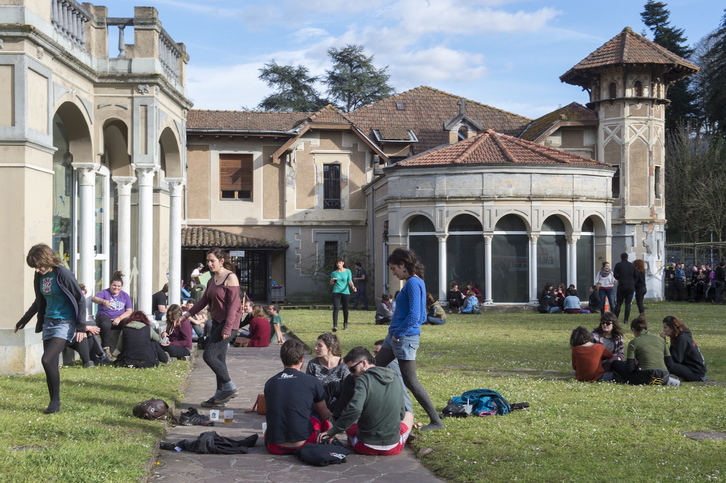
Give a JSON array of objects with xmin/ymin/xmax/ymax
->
[
  {"xmin": 446, "ymin": 281, "xmax": 483, "ymax": 314},
  {"xmin": 665, "ymin": 261, "xmax": 725, "ymax": 304}
]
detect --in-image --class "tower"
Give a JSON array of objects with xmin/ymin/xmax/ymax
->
[{"xmin": 560, "ymin": 27, "xmax": 699, "ymax": 298}]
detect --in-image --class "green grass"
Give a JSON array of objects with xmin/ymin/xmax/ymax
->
[
  {"xmin": 0, "ymin": 360, "xmax": 189, "ymax": 482},
  {"xmin": 283, "ymin": 302, "xmax": 726, "ymax": 482}
]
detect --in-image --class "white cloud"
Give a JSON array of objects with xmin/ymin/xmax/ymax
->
[
  {"xmin": 392, "ymin": 47, "xmax": 488, "ymax": 84},
  {"xmin": 186, "ymin": 63, "xmax": 270, "ymax": 110}
]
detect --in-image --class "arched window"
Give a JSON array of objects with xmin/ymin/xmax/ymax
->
[
  {"xmin": 609, "ymin": 82, "xmax": 617, "ymax": 99},
  {"xmin": 492, "ymin": 215, "xmax": 529, "ymax": 302},
  {"xmin": 576, "ymin": 217, "xmax": 596, "ymax": 292},
  {"xmin": 538, "ymin": 216, "xmax": 567, "ymax": 292},
  {"xmin": 407, "ymin": 215, "xmax": 438, "ymax": 296},
  {"xmin": 634, "ymin": 80, "xmax": 643, "ymax": 97},
  {"xmin": 447, "ymin": 215, "xmax": 483, "ymax": 295}
]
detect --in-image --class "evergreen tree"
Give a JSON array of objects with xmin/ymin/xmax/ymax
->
[
  {"xmin": 641, "ymin": 1, "xmax": 698, "ymax": 131},
  {"xmin": 696, "ymin": 11, "xmax": 726, "ymax": 135},
  {"xmin": 324, "ymin": 45, "xmax": 395, "ymax": 112},
  {"xmin": 257, "ymin": 62, "xmax": 328, "ymax": 112}
]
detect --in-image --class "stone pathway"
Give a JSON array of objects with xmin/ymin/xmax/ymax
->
[{"xmin": 150, "ymin": 344, "xmax": 444, "ymax": 483}]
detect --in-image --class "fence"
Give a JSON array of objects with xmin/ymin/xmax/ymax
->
[{"xmin": 665, "ymin": 241, "xmax": 726, "ymax": 267}]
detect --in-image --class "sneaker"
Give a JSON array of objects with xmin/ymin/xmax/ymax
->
[
  {"xmin": 179, "ymin": 407, "xmax": 212, "ymax": 426},
  {"xmin": 201, "ymin": 397, "xmax": 225, "ymax": 408},
  {"xmin": 667, "ymin": 376, "xmax": 681, "ymax": 386},
  {"xmin": 103, "ymin": 347, "xmax": 115, "ymax": 362},
  {"xmin": 214, "ymin": 389, "xmax": 239, "ymax": 404},
  {"xmin": 83, "ymin": 361, "xmax": 96, "ymax": 368}
]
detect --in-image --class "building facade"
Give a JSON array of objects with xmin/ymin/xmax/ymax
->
[{"xmin": 2, "ymin": 0, "xmax": 191, "ymax": 374}]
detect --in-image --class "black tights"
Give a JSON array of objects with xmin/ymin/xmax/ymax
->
[
  {"xmin": 332, "ymin": 293, "xmax": 350, "ymax": 329},
  {"xmin": 375, "ymin": 348, "xmax": 443, "ymax": 427},
  {"xmin": 202, "ymin": 321, "xmax": 232, "ymax": 390},
  {"xmin": 42, "ymin": 338, "xmax": 68, "ymax": 406}
]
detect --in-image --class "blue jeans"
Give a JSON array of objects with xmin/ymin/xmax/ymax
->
[
  {"xmin": 599, "ymin": 287, "xmax": 615, "ymax": 313},
  {"xmin": 382, "ymin": 333, "xmax": 419, "ymax": 361},
  {"xmin": 426, "ymin": 316, "xmax": 446, "ymax": 325}
]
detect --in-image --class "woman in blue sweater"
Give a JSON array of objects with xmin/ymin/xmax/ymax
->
[{"xmin": 374, "ymin": 248, "xmax": 444, "ymax": 431}]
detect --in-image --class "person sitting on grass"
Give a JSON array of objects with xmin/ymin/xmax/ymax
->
[
  {"xmin": 425, "ymin": 293, "xmax": 447, "ymax": 324},
  {"xmin": 460, "ymin": 290, "xmax": 480, "ymax": 314},
  {"xmin": 264, "ymin": 339, "xmax": 331, "ymax": 455},
  {"xmin": 182, "ymin": 299, "xmax": 206, "ymax": 339},
  {"xmin": 570, "ymin": 326, "xmax": 614, "ymax": 382},
  {"xmin": 447, "ymin": 282, "xmax": 465, "ymax": 313},
  {"xmin": 591, "ymin": 312, "xmax": 624, "ymax": 371},
  {"xmin": 268, "ymin": 304, "xmax": 284, "ymax": 346},
  {"xmin": 114, "ymin": 311, "xmax": 168, "ymax": 368},
  {"xmin": 160, "ymin": 304, "xmax": 193, "ymax": 360},
  {"xmin": 661, "ymin": 316, "xmax": 708, "ymax": 382},
  {"xmin": 563, "ymin": 288, "xmax": 582, "ymax": 314},
  {"xmin": 611, "ymin": 315, "xmax": 679, "ymax": 386},
  {"xmin": 375, "ymin": 293, "xmax": 394, "ymax": 325},
  {"xmin": 538, "ymin": 282, "xmax": 560, "ymax": 313},
  {"xmin": 320, "ymin": 346, "xmax": 414, "ymax": 456},
  {"xmin": 236, "ymin": 304, "xmax": 271, "ymax": 347},
  {"xmin": 306, "ymin": 332, "xmax": 350, "ymax": 411},
  {"xmin": 587, "ymin": 285, "xmax": 600, "ymax": 314}
]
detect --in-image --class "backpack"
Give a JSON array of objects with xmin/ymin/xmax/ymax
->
[
  {"xmin": 133, "ymin": 398, "xmax": 170, "ymax": 420},
  {"xmin": 450, "ymin": 389, "xmax": 511, "ymax": 416}
]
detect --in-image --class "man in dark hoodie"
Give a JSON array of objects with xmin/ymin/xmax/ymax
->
[
  {"xmin": 613, "ymin": 252, "xmax": 638, "ymax": 322},
  {"xmin": 321, "ymin": 346, "xmax": 413, "ymax": 455}
]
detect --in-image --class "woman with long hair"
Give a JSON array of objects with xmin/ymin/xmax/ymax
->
[
  {"xmin": 182, "ymin": 248, "xmax": 241, "ymax": 407},
  {"xmin": 160, "ymin": 304, "xmax": 193, "ymax": 360},
  {"xmin": 330, "ymin": 257, "xmax": 356, "ymax": 331},
  {"xmin": 91, "ymin": 270, "xmax": 133, "ymax": 359},
  {"xmin": 661, "ymin": 316, "xmax": 707, "ymax": 382},
  {"xmin": 425, "ymin": 293, "xmax": 447, "ymax": 325},
  {"xmin": 243, "ymin": 304, "xmax": 272, "ymax": 347},
  {"xmin": 594, "ymin": 261, "xmax": 616, "ymax": 313},
  {"xmin": 15, "ymin": 244, "xmax": 87, "ymax": 413},
  {"xmin": 633, "ymin": 259, "xmax": 647, "ymax": 316},
  {"xmin": 375, "ymin": 248, "xmax": 444, "ymax": 431},
  {"xmin": 306, "ymin": 332, "xmax": 350, "ymax": 410},
  {"xmin": 114, "ymin": 310, "xmax": 167, "ymax": 367},
  {"xmin": 591, "ymin": 312, "xmax": 624, "ymax": 367}
]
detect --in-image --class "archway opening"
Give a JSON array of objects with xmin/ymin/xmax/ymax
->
[{"xmin": 492, "ymin": 215, "xmax": 529, "ymax": 302}]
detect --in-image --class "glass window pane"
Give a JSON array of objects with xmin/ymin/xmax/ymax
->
[
  {"xmin": 542, "ymin": 216, "xmax": 565, "ymax": 232},
  {"xmin": 447, "ymin": 235, "xmax": 484, "ymax": 292},
  {"xmin": 95, "ymin": 174, "xmax": 105, "ymax": 254},
  {"xmin": 449, "ymin": 215, "xmax": 482, "ymax": 232},
  {"xmin": 537, "ymin": 235, "xmax": 567, "ymax": 290},
  {"xmin": 409, "ymin": 215, "xmax": 435, "ymax": 233},
  {"xmin": 492, "ymin": 235, "xmax": 528, "ymax": 302},
  {"xmin": 495, "ymin": 215, "xmax": 526, "ymax": 232},
  {"xmin": 409, "ymin": 236, "xmax": 439, "ymax": 297},
  {"xmin": 577, "ymin": 235, "xmax": 595, "ymax": 293}
]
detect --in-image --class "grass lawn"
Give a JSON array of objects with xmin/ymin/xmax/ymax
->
[
  {"xmin": 0, "ymin": 359, "xmax": 189, "ymax": 482},
  {"xmin": 284, "ymin": 301, "xmax": 726, "ymax": 482}
]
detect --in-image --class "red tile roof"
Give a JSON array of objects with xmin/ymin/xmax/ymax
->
[
  {"xmin": 392, "ymin": 129, "xmax": 607, "ymax": 168},
  {"xmin": 182, "ymin": 227, "xmax": 288, "ymax": 249},
  {"xmin": 306, "ymin": 104, "xmax": 355, "ymax": 125},
  {"xmin": 348, "ymin": 86, "xmax": 531, "ymax": 154},
  {"xmin": 561, "ymin": 27, "xmax": 700, "ymax": 88},
  {"xmin": 519, "ymin": 102, "xmax": 598, "ymax": 142},
  {"xmin": 187, "ymin": 110, "xmax": 309, "ymax": 132}
]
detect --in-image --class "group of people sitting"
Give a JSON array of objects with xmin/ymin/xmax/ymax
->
[
  {"xmin": 538, "ymin": 283, "xmax": 600, "ymax": 314},
  {"xmin": 570, "ymin": 312, "xmax": 708, "ymax": 385},
  {"xmin": 264, "ymin": 334, "xmax": 414, "ymax": 456},
  {"xmin": 232, "ymin": 301, "xmax": 284, "ymax": 347},
  {"xmin": 446, "ymin": 281, "xmax": 482, "ymax": 314},
  {"xmin": 376, "ymin": 292, "xmax": 449, "ymax": 325}
]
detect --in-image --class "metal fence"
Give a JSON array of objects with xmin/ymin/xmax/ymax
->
[{"xmin": 665, "ymin": 242, "xmax": 726, "ymax": 267}]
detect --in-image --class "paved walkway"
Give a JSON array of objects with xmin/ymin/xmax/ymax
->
[{"xmin": 151, "ymin": 342, "xmax": 444, "ymax": 483}]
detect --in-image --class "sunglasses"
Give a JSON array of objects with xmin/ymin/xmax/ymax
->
[
  {"xmin": 602, "ymin": 322, "xmax": 613, "ymax": 326},
  {"xmin": 348, "ymin": 359, "xmax": 364, "ymax": 371}
]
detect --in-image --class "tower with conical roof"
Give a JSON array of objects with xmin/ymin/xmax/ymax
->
[{"xmin": 560, "ymin": 27, "xmax": 698, "ymax": 298}]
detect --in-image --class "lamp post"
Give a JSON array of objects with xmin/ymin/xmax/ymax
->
[{"xmin": 709, "ymin": 226, "xmax": 714, "ymax": 267}]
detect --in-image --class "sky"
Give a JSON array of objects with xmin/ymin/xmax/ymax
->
[{"xmin": 101, "ymin": 0, "xmax": 724, "ymax": 119}]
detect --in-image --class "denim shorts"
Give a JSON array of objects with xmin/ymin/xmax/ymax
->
[
  {"xmin": 42, "ymin": 318, "xmax": 76, "ymax": 342},
  {"xmin": 382, "ymin": 333, "xmax": 419, "ymax": 361}
]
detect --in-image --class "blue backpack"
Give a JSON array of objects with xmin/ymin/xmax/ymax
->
[{"xmin": 450, "ymin": 389, "xmax": 511, "ymax": 416}]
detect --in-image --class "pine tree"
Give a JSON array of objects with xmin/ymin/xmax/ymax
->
[
  {"xmin": 257, "ymin": 62, "xmax": 328, "ymax": 112},
  {"xmin": 324, "ymin": 45, "xmax": 395, "ymax": 112},
  {"xmin": 641, "ymin": 1, "xmax": 698, "ymax": 131},
  {"xmin": 696, "ymin": 11, "xmax": 726, "ymax": 135}
]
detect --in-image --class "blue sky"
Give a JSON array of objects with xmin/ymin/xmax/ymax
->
[{"xmin": 103, "ymin": 0, "xmax": 724, "ymax": 119}]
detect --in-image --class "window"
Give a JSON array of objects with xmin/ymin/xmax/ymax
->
[
  {"xmin": 612, "ymin": 167, "xmax": 620, "ymax": 198},
  {"xmin": 655, "ymin": 166, "xmax": 661, "ymax": 199},
  {"xmin": 324, "ymin": 241, "xmax": 339, "ymax": 270},
  {"xmin": 323, "ymin": 164, "xmax": 341, "ymax": 209},
  {"xmin": 396, "ymin": 102, "xmax": 405, "ymax": 110},
  {"xmin": 609, "ymin": 82, "xmax": 617, "ymax": 99},
  {"xmin": 220, "ymin": 154, "xmax": 253, "ymax": 200},
  {"xmin": 634, "ymin": 80, "xmax": 643, "ymax": 97}
]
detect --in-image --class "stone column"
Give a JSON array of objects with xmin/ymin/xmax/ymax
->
[
  {"xmin": 483, "ymin": 235, "xmax": 493, "ymax": 305},
  {"xmin": 167, "ymin": 178, "xmax": 185, "ymax": 305},
  {"xmin": 75, "ymin": 163, "xmax": 95, "ymax": 317},
  {"xmin": 529, "ymin": 234, "xmax": 539, "ymax": 304},
  {"xmin": 437, "ymin": 234, "xmax": 447, "ymax": 301},
  {"xmin": 568, "ymin": 234, "xmax": 580, "ymax": 288},
  {"xmin": 113, "ymin": 176, "xmax": 136, "ymax": 287},
  {"xmin": 135, "ymin": 165, "xmax": 158, "ymax": 316}
]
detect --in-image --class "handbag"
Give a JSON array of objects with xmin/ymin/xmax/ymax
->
[
  {"xmin": 233, "ymin": 337, "xmax": 250, "ymax": 347},
  {"xmin": 133, "ymin": 398, "xmax": 170, "ymax": 420},
  {"xmin": 244, "ymin": 393, "xmax": 266, "ymax": 415}
]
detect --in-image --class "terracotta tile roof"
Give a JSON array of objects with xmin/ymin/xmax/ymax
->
[
  {"xmin": 182, "ymin": 227, "xmax": 288, "ymax": 249},
  {"xmin": 519, "ymin": 102, "xmax": 598, "ymax": 142},
  {"xmin": 306, "ymin": 105, "xmax": 355, "ymax": 125},
  {"xmin": 392, "ymin": 129, "xmax": 607, "ymax": 168},
  {"xmin": 187, "ymin": 110, "xmax": 310, "ymax": 132},
  {"xmin": 561, "ymin": 27, "xmax": 700, "ymax": 88},
  {"xmin": 348, "ymin": 86, "xmax": 531, "ymax": 154},
  {"xmin": 375, "ymin": 127, "xmax": 415, "ymax": 141}
]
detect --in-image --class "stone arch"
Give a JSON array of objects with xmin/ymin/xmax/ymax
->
[
  {"xmin": 493, "ymin": 212, "xmax": 531, "ymax": 232},
  {"xmin": 446, "ymin": 212, "xmax": 482, "ymax": 232},
  {"xmin": 540, "ymin": 213, "xmax": 573, "ymax": 234},
  {"xmin": 402, "ymin": 212, "xmax": 436, "ymax": 234},
  {"xmin": 54, "ymin": 101, "xmax": 93, "ymax": 165},
  {"xmin": 102, "ymin": 118, "xmax": 132, "ymax": 176},
  {"xmin": 159, "ymin": 125, "xmax": 183, "ymax": 179}
]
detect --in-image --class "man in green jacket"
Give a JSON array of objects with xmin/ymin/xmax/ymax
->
[{"xmin": 320, "ymin": 346, "xmax": 414, "ymax": 455}]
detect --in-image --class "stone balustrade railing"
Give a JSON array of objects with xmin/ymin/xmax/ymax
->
[{"xmin": 50, "ymin": 0, "xmax": 90, "ymax": 50}]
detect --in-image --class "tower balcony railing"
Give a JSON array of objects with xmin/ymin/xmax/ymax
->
[{"xmin": 50, "ymin": 0, "xmax": 91, "ymax": 51}]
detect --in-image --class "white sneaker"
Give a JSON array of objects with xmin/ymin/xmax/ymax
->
[{"xmin": 667, "ymin": 376, "xmax": 681, "ymax": 386}]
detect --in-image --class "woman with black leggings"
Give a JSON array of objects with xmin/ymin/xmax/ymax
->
[
  {"xmin": 15, "ymin": 244, "xmax": 87, "ymax": 413},
  {"xmin": 183, "ymin": 248, "xmax": 241, "ymax": 407},
  {"xmin": 330, "ymin": 257, "xmax": 356, "ymax": 332}
]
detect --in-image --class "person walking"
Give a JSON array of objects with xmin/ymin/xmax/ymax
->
[
  {"xmin": 633, "ymin": 259, "xmax": 647, "ymax": 316},
  {"xmin": 330, "ymin": 258, "xmax": 356, "ymax": 332},
  {"xmin": 352, "ymin": 262, "xmax": 368, "ymax": 310},
  {"xmin": 374, "ymin": 248, "xmax": 444, "ymax": 431},
  {"xmin": 182, "ymin": 248, "xmax": 241, "ymax": 407},
  {"xmin": 15, "ymin": 244, "xmax": 87, "ymax": 413},
  {"xmin": 613, "ymin": 253, "xmax": 637, "ymax": 322}
]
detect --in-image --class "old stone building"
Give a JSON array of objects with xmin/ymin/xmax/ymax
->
[{"xmin": 2, "ymin": 0, "xmax": 191, "ymax": 374}]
